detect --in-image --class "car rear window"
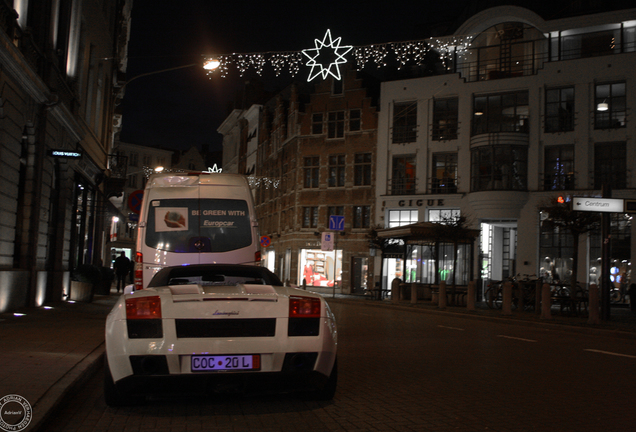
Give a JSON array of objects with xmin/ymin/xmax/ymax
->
[
  {"xmin": 145, "ymin": 199, "xmax": 252, "ymax": 253},
  {"xmin": 148, "ymin": 265, "xmax": 283, "ymax": 287}
]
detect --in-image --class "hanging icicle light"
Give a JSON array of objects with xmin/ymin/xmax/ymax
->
[{"xmin": 203, "ymin": 31, "xmax": 475, "ymax": 81}]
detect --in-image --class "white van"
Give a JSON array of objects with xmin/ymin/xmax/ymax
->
[{"xmin": 134, "ymin": 172, "xmax": 261, "ymax": 290}]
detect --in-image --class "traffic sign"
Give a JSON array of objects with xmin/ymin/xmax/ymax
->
[
  {"xmin": 321, "ymin": 232, "xmax": 334, "ymax": 251},
  {"xmin": 329, "ymin": 215, "xmax": 345, "ymax": 231},
  {"xmin": 260, "ymin": 235, "xmax": 271, "ymax": 248},
  {"xmin": 572, "ymin": 197, "xmax": 623, "ymax": 213},
  {"xmin": 127, "ymin": 190, "xmax": 144, "ymax": 214}
]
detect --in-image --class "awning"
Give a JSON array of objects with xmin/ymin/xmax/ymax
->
[{"xmin": 376, "ymin": 221, "xmax": 480, "ymax": 243}]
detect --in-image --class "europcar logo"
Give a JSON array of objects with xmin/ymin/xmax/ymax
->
[{"xmin": 0, "ymin": 395, "xmax": 32, "ymax": 432}]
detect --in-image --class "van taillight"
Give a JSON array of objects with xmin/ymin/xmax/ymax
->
[
  {"xmin": 134, "ymin": 252, "xmax": 143, "ymax": 291},
  {"xmin": 289, "ymin": 296, "xmax": 321, "ymax": 318},
  {"xmin": 126, "ymin": 296, "xmax": 162, "ymax": 320},
  {"xmin": 255, "ymin": 250, "xmax": 261, "ymax": 262}
]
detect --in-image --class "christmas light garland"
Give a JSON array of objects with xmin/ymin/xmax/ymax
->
[{"xmin": 204, "ymin": 30, "xmax": 474, "ymax": 81}]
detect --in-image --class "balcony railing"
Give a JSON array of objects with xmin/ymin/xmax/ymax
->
[
  {"xmin": 388, "ymin": 178, "xmax": 417, "ymax": 195},
  {"xmin": 444, "ymin": 26, "xmax": 636, "ymax": 82},
  {"xmin": 430, "ymin": 178, "xmax": 458, "ymax": 194}
]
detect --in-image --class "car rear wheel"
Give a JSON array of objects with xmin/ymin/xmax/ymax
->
[
  {"xmin": 309, "ymin": 358, "xmax": 337, "ymax": 401},
  {"xmin": 104, "ymin": 357, "xmax": 144, "ymax": 407}
]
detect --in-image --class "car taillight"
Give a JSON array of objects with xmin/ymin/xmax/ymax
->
[
  {"xmin": 289, "ymin": 296, "xmax": 321, "ymax": 318},
  {"xmin": 126, "ymin": 296, "xmax": 162, "ymax": 320},
  {"xmin": 134, "ymin": 252, "xmax": 143, "ymax": 291}
]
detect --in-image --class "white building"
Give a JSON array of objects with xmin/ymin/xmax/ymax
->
[
  {"xmin": 376, "ymin": 6, "xmax": 636, "ymax": 295},
  {"xmin": 108, "ymin": 141, "xmax": 174, "ymax": 263},
  {"xmin": 217, "ymin": 105, "xmax": 262, "ymax": 175}
]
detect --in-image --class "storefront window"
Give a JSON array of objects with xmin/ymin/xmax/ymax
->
[
  {"xmin": 405, "ymin": 242, "xmax": 471, "ymax": 285},
  {"xmin": 299, "ymin": 249, "xmax": 342, "ymax": 288}
]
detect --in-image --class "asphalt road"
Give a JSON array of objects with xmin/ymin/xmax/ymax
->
[{"xmin": 42, "ymin": 301, "xmax": 636, "ymax": 432}]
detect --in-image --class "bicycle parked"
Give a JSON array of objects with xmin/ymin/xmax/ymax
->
[{"xmin": 484, "ymin": 274, "xmax": 541, "ymax": 310}]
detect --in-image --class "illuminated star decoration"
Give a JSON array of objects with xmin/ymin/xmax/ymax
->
[{"xmin": 302, "ymin": 29, "xmax": 353, "ymax": 82}]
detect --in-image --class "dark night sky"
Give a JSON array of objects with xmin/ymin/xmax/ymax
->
[
  {"xmin": 118, "ymin": 0, "xmax": 630, "ymax": 153},
  {"xmin": 118, "ymin": 0, "xmax": 473, "ymax": 152}
]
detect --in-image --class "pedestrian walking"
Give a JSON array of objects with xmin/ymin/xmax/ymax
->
[{"xmin": 114, "ymin": 252, "xmax": 131, "ymax": 293}]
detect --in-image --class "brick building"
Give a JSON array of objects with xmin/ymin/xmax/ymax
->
[{"xmin": 221, "ymin": 68, "xmax": 379, "ymax": 294}]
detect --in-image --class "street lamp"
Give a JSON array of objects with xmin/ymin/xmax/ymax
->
[{"xmin": 203, "ymin": 58, "xmax": 221, "ymax": 70}]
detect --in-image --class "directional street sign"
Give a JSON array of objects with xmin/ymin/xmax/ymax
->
[
  {"xmin": 329, "ymin": 215, "xmax": 345, "ymax": 231},
  {"xmin": 572, "ymin": 197, "xmax": 624, "ymax": 213}
]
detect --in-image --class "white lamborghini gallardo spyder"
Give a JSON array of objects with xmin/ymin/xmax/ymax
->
[{"xmin": 104, "ymin": 264, "xmax": 337, "ymax": 405}]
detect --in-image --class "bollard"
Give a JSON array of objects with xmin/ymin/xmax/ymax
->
[
  {"xmin": 588, "ymin": 283, "xmax": 599, "ymax": 325},
  {"xmin": 467, "ymin": 281, "xmax": 475, "ymax": 311},
  {"xmin": 439, "ymin": 281, "xmax": 447, "ymax": 309},
  {"xmin": 541, "ymin": 283, "xmax": 552, "ymax": 320},
  {"xmin": 411, "ymin": 284, "xmax": 418, "ymax": 304},
  {"xmin": 502, "ymin": 281, "xmax": 513, "ymax": 316},
  {"xmin": 391, "ymin": 278, "xmax": 401, "ymax": 304}
]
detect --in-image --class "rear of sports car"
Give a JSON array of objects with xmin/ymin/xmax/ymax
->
[{"xmin": 104, "ymin": 284, "xmax": 337, "ymax": 405}]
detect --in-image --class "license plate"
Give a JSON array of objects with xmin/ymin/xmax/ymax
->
[{"xmin": 191, "ymin": 355, "xmax": 260, "ymax": 372}]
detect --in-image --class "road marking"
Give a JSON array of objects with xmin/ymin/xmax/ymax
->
[
  {"xmin": 437, "ymin": 325, "xmax": 465, "ymax": 331},
  {"xmin": 584, "ymin": 349, "xmax": 636, "ymax": 359},
  {"xmin": 497, "ymin": 335, "xmax": 537, "ymax": 342}
]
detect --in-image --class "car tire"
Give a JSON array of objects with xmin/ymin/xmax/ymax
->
[
  {"xmin": 309, "ymin": 357, "xmax": 338, "ymax": 401},
  {"xmin": 104, "ymin": 356, "xmax": 144, "ymax": 407}
]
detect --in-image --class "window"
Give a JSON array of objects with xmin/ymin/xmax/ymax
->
[
  {"xmin": 432, "ymin": 98, "xmax": 458, "ymax": 140},
  {"xmin": 327, "ymin": 206, "xmax": 344, "ymax": 227},
  {"xmin": 327, "ymin": 111, "xmax": 345, "ymax": 138},
  {"xmin": 595, "ymin": 82, "xmax": 626, "ymax": 129},
  {"xmin": 312, "ymin": 113, "xmax": 323, "ymax": 135},
  {"xmin": 142, "ymin": 155, "xmax": 152, "ymax": 166},
  {"xmin": 471, "ymin": 145, "xmax": 527, "ymax": 191},
  {"xmin": 129, "ymin": 152, "xmax": 138, "ymax": 167},
  {"xmin": 302, "ymin": 207, "xmax": 319, "ymax": 228},
  {"xmin": 431, "ymin": 153, "xmax": 457, "ymax": 194},
  {"xmin": 594, "ymin": 142, "xmax": 626, "ymax": 189},
  {"xmin": 392, "ymin": 101, "xmax": 417, "ymax": 143},
  {"xmin": 387, "ymin": 209, "xmax": 418, "ymax": 228},
  {"xmin": 544, "ymin": 145, "xmax": 574, "ymax": 191},
  {"xmin": 545, "ymin": 87, "xmax": 574, "ymax": 133},
  {"xmin": 391, "ymin": 155, "xmax": 416, "ymax": 195},
  {"xmin": 428, "ymin": 209, "xmax": 461, "ymax": 224},
  {"xmin": 353, "ymin": 206, "xmax": 370, "ymax": 228},
  {"xmin": 128, "ymin": 174, "xmax": 138, "ymax": 189},
  {"xmin": 349, "ymin": 109, "xmax": 361, "ymax": 132},
  {"xmin": 303, "ymin": 157, "xmax": 319, "ymax": 188},
  {"xmin": 328, "ymin": 155, "xmax": 345, "ymax": 187},
  {"xmin": 354, "ymin": 153, "xmax": 371, "ymax": 186},
  {"xmin": 472, "ymin": 91, "xmax": 528, "ymax": 135}
]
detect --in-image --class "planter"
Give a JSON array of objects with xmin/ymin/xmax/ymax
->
[{"xmin": 69, "ymin": 281, "xmax": 94, "ymax": 302}]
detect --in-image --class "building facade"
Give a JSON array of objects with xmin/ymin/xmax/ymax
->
[
  {"xmin": 220, "ymin": 70, "xmax": 379, "ymax": 294},
  {"xmin": 108, "ymin": 141, "xmax": 175, "ymax": 265},
  {"xmin": 0, "ymin": 0, "xmax": 131, "ymax": 312},
  {"xmin": 376, "ymin": 6, "xmax": 636, "ymax": 295}
]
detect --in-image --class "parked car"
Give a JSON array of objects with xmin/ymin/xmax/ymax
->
[{"xmin": 104, "ymin": 264, "xmax": 337, "ymax": 405}]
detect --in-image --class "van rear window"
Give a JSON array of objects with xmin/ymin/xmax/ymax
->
[{"xmin": 145, "ymin": 199, "xmax": 252, "ymax": 253}]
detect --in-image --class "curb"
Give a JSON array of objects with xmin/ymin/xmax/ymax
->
[
  {"xmin": 327, "ymin": 297, "xmax": 636, "ymax": 340},
  {"xmin": 30, "ymin": 344, "xmax": 105, "ymax": 432}
]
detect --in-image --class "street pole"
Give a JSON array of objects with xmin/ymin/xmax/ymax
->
[
  {"xmin": 333, "ymin": 232, "xmax": 337, "ymax": 298},
  {"xmin": 601, "ymin": 183, "xmax": 611, "ymax": 321}
]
